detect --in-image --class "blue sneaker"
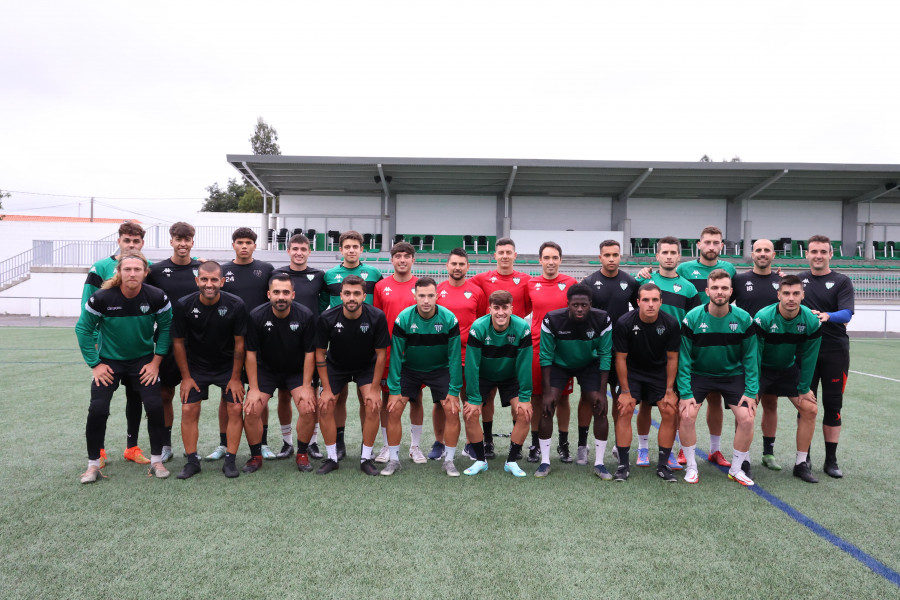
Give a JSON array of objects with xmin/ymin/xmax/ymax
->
[
  {"xmin": 636, "ymin": 448, "xmax": 650, "ymax": 467},
  {"xmin": 504, "ymin": 462, "xmax": 527, "ymax": 477},
  {"xmin": 668, "ymin": 452, "xmax": 684, "ymax": 471},
  {"xmin": 464, "ymin": 460, "xmax": 489, "ymax": 476},
  {"xmin": 534, "ymin": 463, "xmax": 551, "ymax": 478},
  {"xmin": 593, "ymin": 464, "xmax": 613, "ymax": 480},
  {"xmin": 427, "ymin": 441, "xmax": 446, "ymax": 461},
  {"xmin": 462, "ymin": 443, "xmax": 476, "ymax": 460}
]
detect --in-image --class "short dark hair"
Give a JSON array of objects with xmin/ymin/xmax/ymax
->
[
  {"xmin": 288, "ymin": 233, "xmax": 310, "ymax": 247},
  {"xmin": 700, "ymin": 226, "xmax": 723, "ymax": 239},
  {"xmin": 269, "ymin": 273, "xmax": 293, "ymax": 288},
  {"xmin": 539, "ymin": 241, "xmax": 562, "ymax": 258},
  {"xmin": 341, "ymin": 275, "xmax": 366, "ymax": 289},
  {"xmin": 415, "ymin": 276, "xmax": 437, "ymax": 290},
  {"xmin": 707, "ymin": 268, "xmax": 731, "ymax": 283},
  {"xmin": 489, "ymin": 290, "xmax": 512, "ymax": 306},
  {"xmin": 656, "ymin": 236, "xmax": 680, "ymax": 251},
  {"xmin": 567, "ymin": 282, "xmax": 592, "ymax": 300},
  {"xmin": 198, "ymin": 260, "xmax": 221, "ymax": 275},
  {"xmin": 232, "ymin": 227, "xmax": 257, "ymax": 242},
  {"xmin": 448, "ymin": 247, "xmax": 468, "ymax": 261},
  {"xmin": 779, "ymin": 274, "xmax": 803, "ymax": 290},
  {"xmin": 495, "ymin": 237, "xmax": 516, "ymax": 249},
  {"xmin": 118, "ymin": 222, "xmax": 145, "ymax": 239},
  {"xmin": 638, "ymin": 282, "xmax": 661, "ymax": 297},
  {"xmin": 169, "ymin": 221, "xmax": 194, "ymax": 239},
  {"xmin": 599, "ymin": 239, "xmax": 620, "ymax": 253},
  {"xmin": 391, "ymin": 242, "xmax": 416, "ymax": 257},
  {"xmin": 808, "ymin": 234, "xmax": 831, "ymax": 246},
  {"xmin": 339, "ymin": 230, "xmax": 363, "ymax": 247}
]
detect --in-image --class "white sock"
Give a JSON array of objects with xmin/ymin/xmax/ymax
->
[
  {"xmin": 445, "ymin": 447, "xmax": 456, "ymax": 462},
  {"xmin": 410, "ymin": 424, "xmax": 423, "ymax": 447},
  {"xmin": 381, "ymin": 427, "xmax": 389, "ymax": 445},
  {"xmin": 730, "ymin": 450, "xmax": 748, "ymax": 475},
  {"xmin": 88, "ymin": 459, "xmax": 101, "ymax": 469},
  {"xmin": 683, "ymin": 444, "xmax": 697, "ymax": 469},
  {"xmin": 311, "ymin": 423, "xmax": 320, "ymax": 445},
  {"xmin": 796, "ymin": 451, "xmax": 808, "ymax": 465},
  {"xmin": 281, "ymin": 424, "xmax": 292, "ymax": 445},
  {"xmin": 361, "ymin": 445, "xmax": 373, "ymax": 461},
  {"xmin": 389, "ymin": 445, "xmax": 400, "ymax": 461},
  {"xmin": 150, "ymin": 454, "xmax": 162, "ymax": 464},
  {"xmin": 594, "ymin": 439, "xmax": 607, "ymax": 466},
  {"xmin": 539, "ymin": 437, "xmax": 551, "ymax": 465},
  {"xmin": 637, "ymin": 435, "xmax": 649, "ymax": 450},
  {"xmin": 326, "ymin": 444, "xmax": 338, "ymax": 462},
  {"xmin": 709, "ymin": 435, "xmax": 721, "ymax": 454}
]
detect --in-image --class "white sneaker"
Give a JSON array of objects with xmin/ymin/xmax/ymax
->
[
  {"xmin": 380, "ymin": 459, "xmax": 401, "ymax": 476},
  {"xmin": 443, "ymin": 460, "xmax": 460, "ymax": 477},
  {"xmin": 576, "ymin": 445, "xmax": 588, "ymax": 465},
  {"xmin": 728, "ymin": 469, "xmax": 755, "ymax": 486},
  {"xmin": 409, "ymin": 445, "xmax": 427, "ymax": 464},
  {"xmin": 160, "ymin": 446, "xmax": 173, "ymax": 463},
  {"xmin": 261, "ymin": 445, "xmax": 277, "ymax": 460},
  {"xmin": 205, "ymin": 445, "xmax": 227, "ymax": 460},
  {"xmin": 374, "ymin": 446, "xmax": 391, "ymax": 464},
  {"xmin": 684, "ymin": 467, "xmax": 699, "ymax": 484}
]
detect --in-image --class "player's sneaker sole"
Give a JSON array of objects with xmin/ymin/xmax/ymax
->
[{"xmin": 728, "ymin": 470, "xmax": 754, "ymax": 486}]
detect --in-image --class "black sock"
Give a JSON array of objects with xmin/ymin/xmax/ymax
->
[
  {"xmin": 531, "ymin": 431, "xmax": 539, "ymax": 447},
  {"xmin": 617, "ymin": 446, "xmax": 630, "ymax": 467},
  {"xmin": 577, "ymin": 426, "xmax": 589, "ymax": 447},
  {"xmin": 825, "ymin": 441, "xmax": 838, "ymax": 462},
  {"xmin": 219, "ymin": 432, "xmax": 227, "ymax": 447},
  {"xmin": 164, "ymin": 426, "xmax": 173, "ymax": 447},
  {"xmin": 763, "ymin": 436, "xmax": 775, "ymax": 455},
  {"xmin": 297, "ymin": 441, "xmax": 309, "ymax": 454},
  {"xmin": 658, "ymin": 446, "xmax": 672, "ymax": 468},
  {"xmin": 482, "ymin": 420, "xmax": 493, "ymax": 438},
  {"xmin": 186, "ymin": 452, "xmax": 200, "ymax": 465},
  {"xmin": 126, "ymin": 432, "xmax": 138, "ymax": 450},
  {"xmin": 224, "ymin": 452, "xmax": 236, "ymax": 463},
  {"xmin": 559, "ymin": 431, "xmax": 569, "ymax": 446},
  {"xmin": 337, "ymin": 427, "xmax": 345, "ymax": 446},
  {"xmin": 262, "ymin": 424, "xmax": 268, "ymax": 446},
  {"xmin": 473, "ymin": 440, "xmax": 486, "ymax": 461},
  {"xmin": 508, "ymin": 443, "xmax": 523, "ymax": 463},
  {"xmin": 249, "ymin": 443, "xmax": 262, "ymax": 457}
]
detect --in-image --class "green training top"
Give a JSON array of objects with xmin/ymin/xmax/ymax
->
[
  {"xmin": 539, "ymin": 307, "xmax": 612, "ymax": 372},
  {"xmin": 464, "ymin": 314, "xmax": 533, "ymax": 405},
  {"xmin": 754, "ymin": 304, "xmax": 822, "ymax": 394},
  {"xmin": 635, "ymin": 271, "xmax": 701, "ymax": 322},
  {"xmin": 678, "ymin": 304, "xmax": 758, "ymax": 398},
  {"xmin": 676, "ymin": 259, "xmax": 737, "ymax": 304},
  {"xmin": 81, "ymin": 256, "xmax": 118, "ymax": 308},
  {"xmin": 387, "ymin": 304, "xmax": 462, "ymax": 396},
  {"xmin": 324, "ymin": 263, "xmax": 383, "ymax": 308},
  {"xmin": 75, "ymin": 285, "xmax": 172, "ymax": 367}
]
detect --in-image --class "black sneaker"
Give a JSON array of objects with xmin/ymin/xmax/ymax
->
[
  {"xmin": 316, "ymin": 458, "xmax": 339, "ymax": 475},
  {"xmin": 557, "ymin": 442, "xmax": 573, "ymax": 464},
  {"xmin": 614, "ymin": 464, "xmax": 630, "ymax": 481},
  {"xmin": 336, "ymin": 441, "xmax": 346, "ymax": 462},
  {"xmin": 308, "ymin": 443, "xmax": 323, "ymax": 460},
  {"xmin": 741, "ymin": 460, "xmax": 753, "ymax": 480},
  {"xmin": 360, "ymin": 459, "xmax": 380, "ymax": 476},
  {"xmin": 793, "ymin": 462, "xmax": 819, "ymax": 483},
  {"xmin": 656, "ymin": 464, "xmax": 677, "ymax": 482},
  {"xmin": 527, "ymin": 445, "xmax": 540, "ymax": 463},
  {"xmin": 484, "ymin": 441, "xmax": 496, "ymax": 460},
  {"xmin": 222, "ymin": 460, "xmax": 239, "ymax": 478},
  {"xmin": 823, "ymin": 460, "xmax": 843, "ymax": 479},
  {"xmin": 176, "ymin": 461, "xmax": 201, "ymax": 480},
  {"xmin": 276, "ymin": 442, "xmax": 294, "ymax": 459}
]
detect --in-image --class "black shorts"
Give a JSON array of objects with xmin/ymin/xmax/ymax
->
[
  {"xmin": 327, "ymin": 364, "xmax": 376, "ymax": 393},
  {"xmin": 479, "ymin": 379, "xmax": 520, "ymax": 407},
  {"xmin": 607, "ymin": 368, "xmax": 620, "ymax": 391},
  {"xmin": 687, "ymin": 374, "xmax": 746, "ymax": 407},
  {"xmin": 400, "ymin": 368, "xmax": 450, "ymax": 402},
  {"xmin": 257, "ymin": 365, "xmax": 305, "ymax": 396},
  {"xmin": 627, "ymin": 372, "xmax": 667, "ymax": 406},
  {"xmin": 759, "ymin": 364, "xmax": 800, "ymax": 398},
  {"xmin": 185, "ymin": 366, "xmax": 241, "ymax": 404},
  {"xmin": 549, "ymin": 362, "xmax": 603, "ymax": 393},
  {"xmin": 158, "ymin": 353, "xmax": 182, "ymax": 388}
]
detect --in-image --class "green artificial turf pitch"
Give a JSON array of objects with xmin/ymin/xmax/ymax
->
[{"xmin": 1, "ymin": 329, "xmax": 898, "ymax": 599}]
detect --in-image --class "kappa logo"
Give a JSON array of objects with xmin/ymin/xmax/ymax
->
[
  {"xmin": 797, "ymin": 324, "xmax": 806, "ymax": 334},
  {"xmin": 593, "ymin": 281, "xmax": 603, "ymax": 287},
  {"xmin": 464, "ymin": 291, "xmax": 472, "ymax": 299},
  {"xmin": 264, "ymin": 320, "xmax": 274, "ymax": 328},
  {"xmin": 507, "ymin": 334, "xmax": 516, "ymax": 344},
  {"xmin": 632, "ymin": 325, "xmax": 641, "ymax": 335},
  {"xmin": 361, "ymin": 323, "xmax": 370, "ymax": 333},
  {"xmin": 825, "ymin": 281, "xmax": 835, "ymax": 289},
  {"xmin": 673, "ymin": 285, "xmax": 682, "ymax": 292},
  {"xmin": 335, "ymin": 274, "xmax": 343, "ymax": 282},
  {"xmin": 490, "ymin": 276, "xmax": 497, "ymax": 283},
  {"xmin": 656, "ymin": 326, "xmax": 665, "ymax": 335},
  {"xmin": 512, "ymin": 277, "xmax": 520, "ymax": 285},
  {"xmin": 699, "ymin": 323, "xmax": 708, "ymax": 331},
  {"xmin": 139, "ymin": 303, "xmax": 150, "ymax": 314},
  {"xmin": 307, "ymin": 274, "xmax": 314, "ymax": 281},
  {"xmin": 225, "ymin": 271, "xmax": 234, "ymax": 278},
  {"xmin": 385, "ymin": 286, "xmax": 393, "ymax": 295},
  {"xmin": 559, "ymin": 283, "xmax": 567, "ymax": 291},
  {"xmin": 770, "ymin": 323, "xmax": 779, "ymax": 332},
  {"xmin": 90, "ymin": 267, "xmax": 97, "ymax": 274},
  {"xmin": 289, "ymin": 321, "xmax": 299, "ymax": 331},
  {"xmin": 335, "ymin": 322, "xmax": 344, "ymax": 330},
  {"xmin": 434, "ymin": 323, "xmax": 443, "ymax": 333},
  {"xmin": 692, "ymin": 270, "xmax": 700, "ymax": 277},
  {"xmin": 802, "ymin": 278, "xmax": 810, "ymax": 284},
  {"xmin": 192, "ymin": 308, "xmax": 200, "ymax": 314},
  {"xmin": 745, "ymin": 282, "xmax": 753, "ymax": 291},
  {"xmin": 534, "ymin": 283, "xmax": 542, "ymax": 291},
  {"xmin": 218, "ymin": 307, "xmax": 228, "ymax": 317},
  {"xmin": 439, "ymin": 290, "xmax": 447, "ymax": 297},
  {"xmin": 729, "ymin": 321, "xmax": 738, "ymax": 332},
  {"xmin": 619, "ymin": 282, "xmax": 628, "ymax": 291},
  {"xmin": 89, "ymin": 296, "xmax": 95, "ymax": 304},
  {"xmin": 410, "ymin": 324, "xmax": 418, "ymax": 331},
  {"xmin": 163, "ymin": 268, "xmax": 173, "ymax": 276},
  {"xmin": 755, "ymin": 317, "xmax": 762, "ymax": 325}
]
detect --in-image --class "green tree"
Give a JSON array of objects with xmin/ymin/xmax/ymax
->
[
  {"xmin": 200, "ymin": 178, "xmax": 246, "ymax": 212},
  {"xmin": 0, "ymin": 189, "xmax": 9, "ymax": 220},
  {"xmin": 250, "ymin": 117, "xmax": 281, "ymax": 156}
]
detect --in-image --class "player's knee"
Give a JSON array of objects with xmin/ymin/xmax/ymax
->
[
  {"xmin": 658, "ymin": 402, "xmax": 675, "ymax": 420},
  {"xmin": 797, "ymin": 401, "xmax": 818, "ymax": 419},
  {"xmin": 823, "ymin": 408, "xmax": 841, "ymax": 427}
]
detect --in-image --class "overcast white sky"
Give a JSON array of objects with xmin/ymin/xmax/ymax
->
[{"xmin": 2, "ymin": 1, "xmax": 898, "ymax": 223}]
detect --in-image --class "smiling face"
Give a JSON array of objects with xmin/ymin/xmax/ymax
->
[
  {"xmin": 540, "ymin": 246, "xmax": 561, "ymax": 279},
  {"xmin": 288, "ymin": 242, "xmax": 310, "ymax": 269},
  {"xmin": 806, "ymin": 241, "xmax": 832, "ymax": 273},
  {"xmin": 489, "ymin": 301, "xmax": 512, "ymax": 331},
  {"xmin": 391, "ymin": 251, "xmax": 414, "ymax": 276},
  {"xmin": 752, "ymin": 239, "xmax": 775, "ymax": 270},
  {"xmin": 341, "ymin": 283, "xmax": 365, "ymax": 314},
  {"xmin": 268, "ymin": 279, "xmax": 295, "ymax": 313},
  {"xmin": 170, "ymin": 235, "xmax": 194, "ymax": 261},
  {"xmin": 196, "ymin": 265, "xmax": 223, "ymax": 301}
]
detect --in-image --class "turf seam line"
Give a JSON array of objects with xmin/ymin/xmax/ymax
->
[{"xmin": 849, "ymin": 370, "xmax": 900, "ymax": 383}]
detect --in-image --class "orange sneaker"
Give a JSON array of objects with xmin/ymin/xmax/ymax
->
[
  {"xmin": 707, "ymin": 450, "xmax": 731, "ymax": 467},
  {"xmin": 677, "ymin": 448, "xmax": 686, "ymax": 466},
  {"xmin": 99, "ymin": 449, "xmax": 107, "ymax": 469},
  {"xmin": 123, "ymin": 446, "xmax": 151, "ymax": 464}
]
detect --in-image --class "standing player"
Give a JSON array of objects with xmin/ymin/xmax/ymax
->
[
  {"xmin": 798, "ymin": 235, "xmax": 854, "ymax": 478},
  {"xmin": 384, "ymin": 277, "xmax": 463, "ymax": 476},
  {"xmin": 171, "ymin": 261, "xmax": 247, "ymax": 479},
  {"xmin": 242, "ymin": 274, "xmax": 317, "ymax": 474},
  {"xmin": 81, "ymin": 222, "xmax": 150, "ymax": 466},
  {"xmin": 612, "ymin": 283, "xmax": 680, "ymax": 482},
  {"xmin": 526, "ymin": 242, "xmax": 578, "ymax": 464},
  {"xmin": 316, "ymin": 276, "xmax": 390, "ymax": 475},
  {"xmin": 464, "ymin": 291, "xmax": 533, "ymax": 476},
  {"xmin": 581, "ymin": 239, "xmax": 639, "ymax": 465},
  {"xmin": 435, "ymin": 248, "xmax": 487, "ymax": 460},
  {"xmin": 373, "ymin": 242, "xmax": 422, "ymax": 463},
  {"xmin": 677, "ymin": 269, "xmax": 758, "ymax": 485},
  {"xmin": 731, "ymin": 238, "xmax": 781, "ymax": 472},
  {"xmin": 634, "ymin": 237, "xmax": 700, "ymax": 469},
  {"xmin": 146, "ymin": 221, "xmax": 201, "ymax": 462},
  {"xmin": 273, "ymin": 233, "xmax": 329, "ymax": 459},
  {"xmin": 75, "ymin": 253, "xmax": 172, "ymax": 483},
  {"xmin": 536, "ymin": 283, "xmax": 612, "ymax": 478},
  {"xmin": 754, "ymin": 275, "xmax": 822, "ymax": 483}
]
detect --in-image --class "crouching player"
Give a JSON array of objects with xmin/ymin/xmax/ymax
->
[{"xmin": 463, "ymin": 291, "xmax": 533, "ymax": 476}]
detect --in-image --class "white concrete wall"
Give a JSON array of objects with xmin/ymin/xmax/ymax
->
[
  {"xmin": 857, "ymin": 203, "xmax": 900, "ymax": 242},
  {"xmin": 0, "ymin": 268, "xmax": 86, "ymax": 316},
  {"xmin": 396, "ymin": 195, "xmax": 495, "ymax": 235},
  {"xmin": 278, "ymin": 195, "xmax": 381, "ymax": 235},
  {"xmin": 511, "ymin": 196, "xmax": 612, "ymax": 230},
  {"xmin": 628, "ymin": 198, "xmax": 726, "ymax": 239},
  {"xmin": 748, "ymin": 200, "xmax": 842, "ymax": 241},
  {"xmin": 0, "ymin": 222, "xmax": 121, "ymax": 261}
]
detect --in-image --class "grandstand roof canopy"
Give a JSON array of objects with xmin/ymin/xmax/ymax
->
[{"xmin": 228, "ymin": 155, "xmax": 900, "ymax": 204}]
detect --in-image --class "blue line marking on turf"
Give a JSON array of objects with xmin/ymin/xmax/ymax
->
[{"xmin": 644, "ymin": 413, "xmax": 900, "ymax": 588}]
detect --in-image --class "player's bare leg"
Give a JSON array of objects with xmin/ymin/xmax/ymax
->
[
  {"xmin": 706, "ymin": 391, "xmax": 728, "ymax": 466},
  {"xmin": 160, "ymin": 386, "xmax": 175, "ymax": 461},
  {"xmin": 383, "ymin": 394, "xmax": 410, "ymax": 475},
  {"xmin": 678, "ymin": 399, "xmax": 702, "ymax": 483}
]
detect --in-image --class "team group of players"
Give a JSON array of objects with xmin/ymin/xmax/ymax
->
[{"xmin": 75, "ymin": 222, "xmax": 854, "ymax": 486}]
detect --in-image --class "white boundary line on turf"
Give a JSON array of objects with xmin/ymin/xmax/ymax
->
[{"xmin": 850, "ymin": 370, "xmax": 900, "ymax": 383}]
